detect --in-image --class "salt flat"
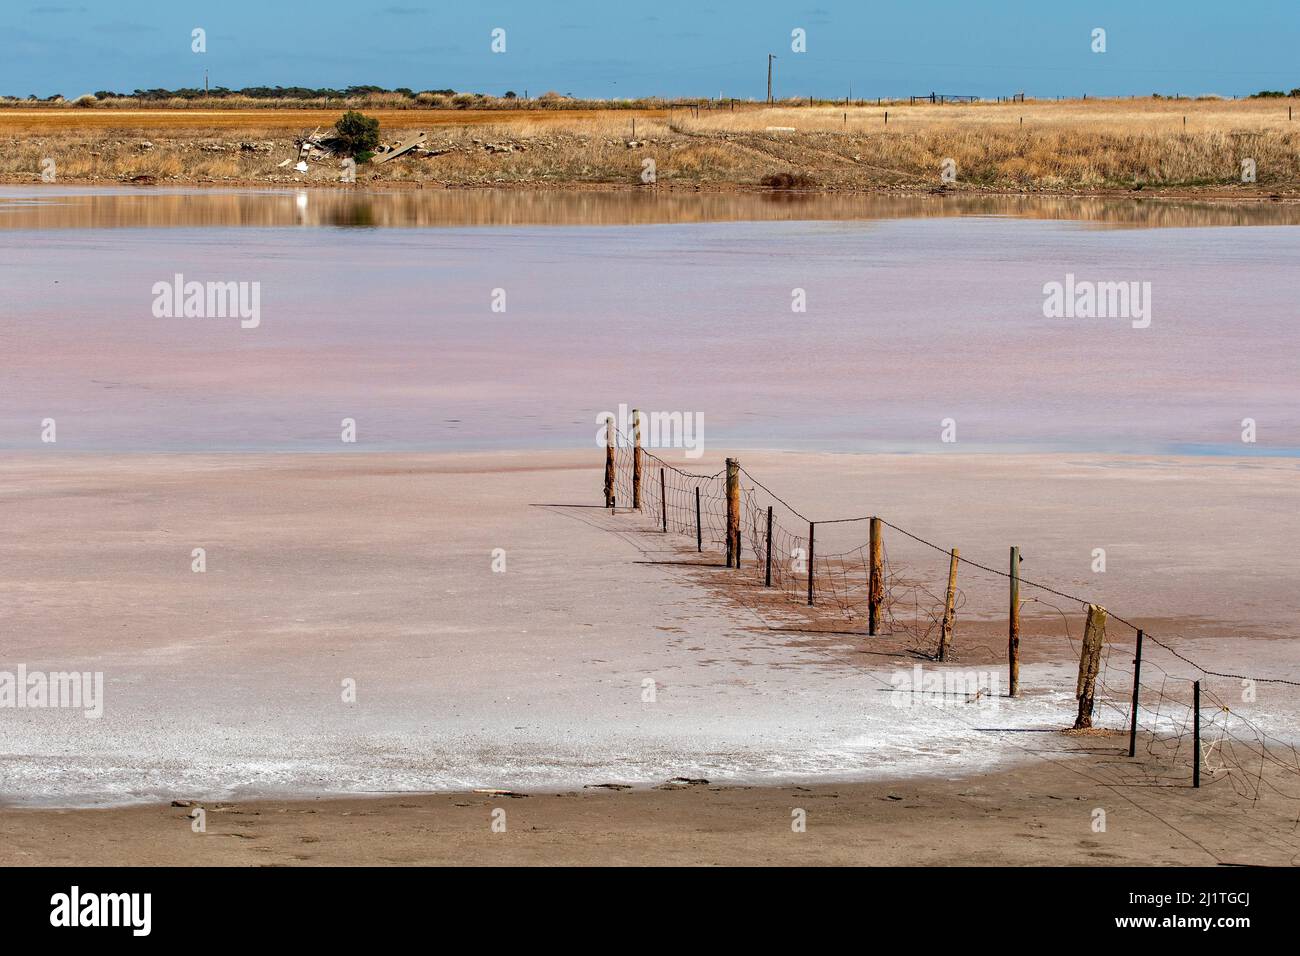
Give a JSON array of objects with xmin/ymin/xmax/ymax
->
[{"xmin": 2, "ymin": 451, "xmax": 1295, "ymax": 807}]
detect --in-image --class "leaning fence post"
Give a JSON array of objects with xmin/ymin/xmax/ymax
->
[
  {"xmin": 937, "ymin": 547, "xmax": 959, "ymax": 661},
  {"xmin": 1193, "ymin": 680, "xmax": 1202, "ymax": 788},
  {"xmin": 806, "ymin": 521, "xmax": 815, "ymax": 605},
  {"xmin": 632, "ymin": 408, "xmax": 643, "ymax": 510},
  {"xmin": 695, "ymin": 487, "xmax": 702, "ymax": 552},
  {"xmin": 868, "ymin": 517, "xmax": 883, "ymax": 635},
  {"xmin": 1073, "ymin": 604, "xmax": 1107, "ymax": 729},
  {"xmin": 1128, "ymin": 629, "xmax": 1144, "ymax": 757},
  {"xmin": 604, "ymin": 416, "xmax": 615, "ymax": 508},
  {"xmin": 765, "ymin": 506, "xmax": 774, "ymax": 587},
  {"xmin": 725, "ymin": 458, "xmax": 739, "ymax": 567},
  {"xmin": 1009, "ymin": 546, "xmax": 1021, "ymax": 697}
]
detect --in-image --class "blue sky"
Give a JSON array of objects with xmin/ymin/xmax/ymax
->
[{"xmin": 4, "ymin": 1, "xmax": 1300, "ymax": 100}]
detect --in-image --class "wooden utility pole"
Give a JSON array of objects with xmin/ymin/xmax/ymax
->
[
  {"xmin": 937, "ymin": 548, "xmax": 959, "ymax": 661},
  {"xmin": 725, "ymin": 458, "xmax": 740, "ymax": 567},
  {"xmin": 806, "ymin": 521, "xmax": 815, "ymax": 605},
  {"xmin": 1128, "ymin": 629, "xmax": 1144, "ymax": 757},
  {"xmin": 1073, "ymin": 604, "xmax": 1107, "ymax": 729},
  {"xmin": 767, "ymin": 54, "xmax": 776, "ymax": 104},
  {"xmin": 764, "ymin": 506, "xmax": 774, "ymax": 587},
  {"xmin": 868, "ymin": 517, "xmax": 883, "ymax": 635},
  {"xmin": 632, "ymin": 408, "xmax": 643, "ymax": 510},
  {"xmin": 603, "ymin": 416, "xmax": 615, "ymax": 508},
  {"xmin": 1008, "ymin": 546, "xmax": 1021, "ymax": 696}
]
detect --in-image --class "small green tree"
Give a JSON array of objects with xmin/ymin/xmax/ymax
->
[{"xmin": 334, "ymin": 110, "xmax": 380, "ymax": 157}]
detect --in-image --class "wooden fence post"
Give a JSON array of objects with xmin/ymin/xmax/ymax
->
[
  {"xmin": 765, "ymin": 506, "xmax": 774, "ymax": 587},
  {"xmin": 868, "ymin": 517, "xmax": 883, "ymax": 635},
  {"xmin": 1128, "ymin": 629, "xmax": 1144, "ymax": 757},
  {"xmin": 1009, "ymin": 546, "xmax": 1021, "ymax": 697},
  {"xmin": 806, "ymin": 521, "xmax": 815, "ymax": 605},
  {"xmin": 695, "ymin": 487, "xmax": 702, "ymax": 552},
  {"xmin": 660, "ymin": 468, "xmax": 667, "ymax": 532},
  {"xmin": 725, "ymin": 458, "xmax": 739, "ymax": 568},
  {"xmin": 632, "ymin": 408, "xmax": 643, "ymax": 510},
  {"xmin": 1193, "ymin": 680, "xmax": 1202, "ymax": 788},
  {"xmin": 603, "ymin": 416, "xmax": 615, "ymax": 508},
  {"xmin": 1073, "ymin": 604, "xmax": 1107, "ymax": 729},
  {"xmin": 937, "ymin": 547, "xmax": 959, "ymax": 661}
]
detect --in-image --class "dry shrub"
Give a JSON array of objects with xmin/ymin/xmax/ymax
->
[{"xmin": 358, "ymin": 92, "xmax": 412, "ymax": 109}]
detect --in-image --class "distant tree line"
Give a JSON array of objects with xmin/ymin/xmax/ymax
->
[
  {"xmin": 93, "ymin": 86, "xmax": 461, "ymax": 100},
  {"xmin": 0, "ymin": 86, "xmax": 463, "ymax": 101},
  {"xmin": 1, "ymin": 87, "xmax": 698, "ymax": 111},
  {"xmin": 11, "ymin": 85, "xmax": 1299, "ymax": 103}
]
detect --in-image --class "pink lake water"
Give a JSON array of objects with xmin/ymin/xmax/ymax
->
[
  {"xmin": 2, "ymin": 187, "xmax": 1298, "ymax": 454},
  {"xmin": 3, "ymin": 188, "xmax": 1300, "ymax": 806}
]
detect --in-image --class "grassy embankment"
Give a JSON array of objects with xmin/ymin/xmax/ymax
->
[{"xmin": 2, "ymin": 97, "xmax": 1298, "ymax": 195}]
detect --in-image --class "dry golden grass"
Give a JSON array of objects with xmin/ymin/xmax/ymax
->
[{"xmin": 2, "ymin": 98, "xmax": 1298, "ymax": 193}]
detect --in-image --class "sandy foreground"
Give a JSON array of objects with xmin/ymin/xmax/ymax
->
[
  {"xmin": 6, "ymin": 760, "xmax": 1299, "ymax": 867},
  {"xmin": 1, "ymin": 450, "xmax": 1298, "ymax": 865}
]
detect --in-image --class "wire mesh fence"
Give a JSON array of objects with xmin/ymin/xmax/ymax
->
[{"xmin": 603, "ymin": 429, "xmax": 1300, "ymax": 803}]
